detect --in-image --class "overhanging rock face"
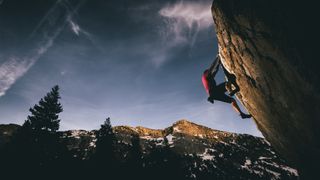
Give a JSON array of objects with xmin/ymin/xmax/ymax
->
[{"xmin": 211, "ymin": 0, "xmax": 320, "ymax": 178}]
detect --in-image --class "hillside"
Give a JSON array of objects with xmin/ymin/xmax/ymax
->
[{"xmin": 0, "ymin": 120, "xmax": 298, "ymax": 179}]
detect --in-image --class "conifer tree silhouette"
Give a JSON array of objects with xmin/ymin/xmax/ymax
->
[
  {"xmin": 91, "ymin": 117, "xmax": 118, "ymax": 178},
  {"xmin": 23, "ymin": 85, "xmax": 63, "ymax": 132},
  {"xmin": 1, "ymin": 85, "xmax": 68, "ymax": 178}
]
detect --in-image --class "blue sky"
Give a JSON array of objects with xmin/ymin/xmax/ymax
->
[{"xmin": 0, "ymin": 0, "xmax": 262, "ymax": 136}]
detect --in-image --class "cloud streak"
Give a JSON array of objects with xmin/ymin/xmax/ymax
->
[
  {"xmin": 0, "ymin": 58, "xmax": 31, "ymax": 97},
  {"xmin": 159, "ymin": 0, "xmax": 213, "ymax": 46},
  {"xmin": 69, "ymin": 19, "xmax": 81, "ymax": 36},
  {"xmin": 0, "ymin": 0, "xmax": 84, "ymax": 97}
]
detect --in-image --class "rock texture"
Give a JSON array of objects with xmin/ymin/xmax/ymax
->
[{"xmin": 211, "ymin": 0, "xmax": 320, "ymax": 178}]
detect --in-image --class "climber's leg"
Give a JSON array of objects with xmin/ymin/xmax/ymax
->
[
  {"xmin": 210, "ymin": 83, "xmax": 233, "ymax": 103},
  {"xmin": 231, "ymin": 99, "xmax": 252, "ymax": 119},
  {"xmin": 222, "ymin": 65, "xmax": 240, "ymax": 96}
]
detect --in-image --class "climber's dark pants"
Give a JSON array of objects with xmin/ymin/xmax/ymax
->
[{"xmin": 209, "ymin": 82, "xmax": 233, "ymax": 103}]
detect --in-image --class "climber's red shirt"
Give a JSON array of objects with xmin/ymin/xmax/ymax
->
[{"xmin": 202, "ymin": 70, "xmax": 210, "ymax": 95}]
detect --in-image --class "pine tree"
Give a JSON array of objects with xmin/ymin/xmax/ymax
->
[
  {"xmin": 126, "ymin": 134, "xmax": 143, "ymax": 179},
  {"xmin": 96, "ymin": 118, "xmax": 114, "ymax": 140},
  {"xmin": 23, "ymin": 85, "xmax": 63, "ymax": 132},
  {"xmin": 94, "ymin": 117, "xmax": 116, "ymax": 160},
  {"xmin": 2, "ymin": 85, "xmax": 68, "ymax": 178},
  {"xmin": 91, "ymin": 117, "xmax": 118, "ymax": 177},
  {"xmin": 130, "ymin": 134, "xmax": 143, "ymax": 165}
]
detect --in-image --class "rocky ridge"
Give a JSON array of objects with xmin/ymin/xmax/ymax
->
[{"xmin": 0, "ymin": 120, "xmax": 298, "ymax": 179}]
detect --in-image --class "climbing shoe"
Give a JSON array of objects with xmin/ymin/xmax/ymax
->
[
  {"xmin": 229, "ymin": 90, "xmax": 237, "ymax": 96},
  {"xmin": 207, "ymin": 97, "xmax": 214, "ymax": 104},
  {"xmin": 240, "ymin": 113, "xmax": 252, "ymax": 119}
]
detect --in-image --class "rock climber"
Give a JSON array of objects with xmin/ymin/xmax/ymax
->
[{"xmin": 202, "ymin": 54, "xmax": 252, "ymax": 119}]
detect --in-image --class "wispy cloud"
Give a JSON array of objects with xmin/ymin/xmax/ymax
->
[
  {"xmin": 67, "ymin": 17, "xmax": 91, "ymax": 38},
  {"xmin": 0, "ymin": 57, "xmax": 31, "ymax": 97},
  {"xmin": 67, "ymin": 17, "xmax": 104, "ymax": 52},
  {"xmin": 140, "ymin": 0, "xmax": 214, "ymax": 68},
  {"xmin": 69, "ymin": 19, "xmax": 81, "ymax": 36},
  {"xmin": 0, "ymin": 0, "xmax": 84, "ymax": 97},
  {"xmin": 159, "ymin": 0, "xmax": 213, "ymax": 46}
]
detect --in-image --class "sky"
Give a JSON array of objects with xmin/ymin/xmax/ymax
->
[{"xmin": 0, "ymin": 0, "xmax": 262, "ymax": 136}]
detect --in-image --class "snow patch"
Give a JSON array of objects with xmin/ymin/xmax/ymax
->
[
  {"xmin": 244, "ymin": 159, "xmax": 252, "ymax": 166},
  {"xmin": 219, "ymin": 141, "xmax": 228, "ymax": 146},
  {"xmin": 199, "ymin": 148, "xmax": 215, "ymax": 161},
  {"xmin": 190, "ymin": 173, "xmax": 196, "ymax": 178},
  {"xmin": 166, "ymin": 134, "xmax": 175, "ymax": 145},
  {"xmin": 280, "ymin": 165, "xmax": 299, "ymax": 176},
  {"xmin": 258, "ymin": 156, "xmax": 272, "ymax": 160},
  {"xmin": 69, "ymin": 130, "xmax": 86, "ymax": 139},
  {"xmin": 263, "ymin": 139, "xmax": 271, "ymax": 146},
  {"xmin": 140, "ymin": 136, "xmax": 153, "ymax": 140},
  {"xmin": 197, "ymin": 134, "xmax": 204, "ymax": 138},
  {"xmin": 141, "ymin": 136, "xmax": 164, "ymax": 146},
  {"xmin": 89, "ymin": 138, "xmax": 97, "ymax": 148},
  {"xmin": 264, "ymin": 168, "xmax": 281, "ymax": 179},
  {"xmin": 157, "ymin": 137, "xmax": 164, "ymax": 141},
  {"xmin": 173, "ymin": 127, "xmax": 181, "ymax": 132},
  {"xmin": 241, "ymin": 158, "xmax": 252, "ymax": 169},
  {"xmin": 260, "ymin": 160, "xmax": 280, "ymax": 168}
]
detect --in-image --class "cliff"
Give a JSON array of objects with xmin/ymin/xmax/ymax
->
[{"xmin": 211, "ymin": 0, "xmax": 320, "ymax": 178}]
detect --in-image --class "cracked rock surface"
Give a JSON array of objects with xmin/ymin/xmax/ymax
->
[{"xmin": 212, "ymin": 0, "xmax": 320, "ymax": 178}]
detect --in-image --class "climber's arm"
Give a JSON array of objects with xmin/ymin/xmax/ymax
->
[{"xmin": 208, "ymin": 55, "xmax": 221, "ymax": 78}]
